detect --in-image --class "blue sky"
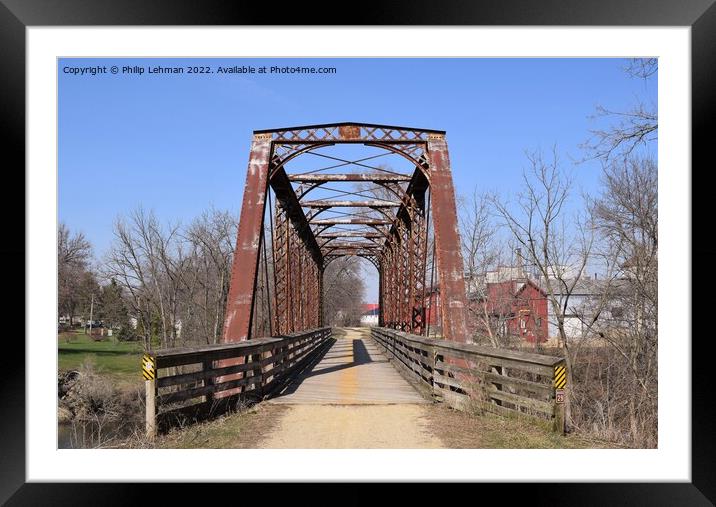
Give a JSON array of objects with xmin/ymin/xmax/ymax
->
[{"xmin": 58, "ymin": 57, "xmax": 657, "ymax": 301}]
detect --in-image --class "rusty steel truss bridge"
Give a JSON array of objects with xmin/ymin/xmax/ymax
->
[{"xmin": 222, "ymin": 122, "xmax": 469, "ymax": 344}]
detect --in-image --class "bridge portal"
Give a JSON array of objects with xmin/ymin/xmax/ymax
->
[{"xmin": 222, "ymin": 123, "xmax": 469, "ymax": 344}]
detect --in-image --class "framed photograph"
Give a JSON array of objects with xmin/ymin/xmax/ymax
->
[{"xmin": 3, "ymin": 0, "xmax": 713, "ymax": 503}]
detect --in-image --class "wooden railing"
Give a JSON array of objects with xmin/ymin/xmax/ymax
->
[
  {"xmin": 143, "ymin": 327, "xmax": 332, "ymax": 437},
  {"xmin": 371, "ymin": 327, "xmax": 566, "ymax": 433}
]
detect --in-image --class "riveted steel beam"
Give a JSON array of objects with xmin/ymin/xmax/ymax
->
[
  {"xmin": 301, "ymin": 200, "xmax": 400, "ymax": 208},
  {"xmin": 270, "ymin": 167, "xmax": 323, "ymax": 267},
  {"xmin": 318, "ymin": 231, "xmax": 384, "ymax": 239},
  {"xmin": 426, "ymin": 133, "xmax": 469, "ymax": 343},
  {"xmin": 288, "ymin": 173, "xmax": 412, "ymax": 183},
  {"xmin": 311, "ymin": 218, "xmax": 391, "ymax": 226},
  {"xmin": 222, "ymin": 133, "xmax": 272, "ymax": 344},
  {"xmin": 323, "ymin": 242, "xmax": 381, "ymax": 250}
]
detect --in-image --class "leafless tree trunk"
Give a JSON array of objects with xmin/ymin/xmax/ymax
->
[
  {"xmin": 58, "ymin": 223, "xmax": 94, "ymax": 326},
  {"xmin": 587, "ymin": 156, "xmax": 658, "ymax": 446},
  {"xmin": 492, "ymin": 147, "xmax": 594, "ymax": 430},
  {"xmin": 181, "ymin": 209, "xmax": 237, "ymax": 344},
  {"xmin": 458, "ymin": 189, "xmax": 505, "ymax": 347}
]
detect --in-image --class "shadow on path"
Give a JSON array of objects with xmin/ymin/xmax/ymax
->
[{"xmin": 273, "ymin": 337, "xmax": 386, "ymax": 397}]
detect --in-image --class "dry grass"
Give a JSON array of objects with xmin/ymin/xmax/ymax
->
[
  {"xmin": 424, "ymin": 404, "xmax": 623, "ymax": 449},
  {"xmin": 149, "ymin": 403, "xmax": 289, "ymax": 449}
]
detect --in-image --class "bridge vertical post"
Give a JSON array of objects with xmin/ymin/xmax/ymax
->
[
  {"xmin": 378, "ymin": 268, "xmax": 384, "ymax": 327},
  {"xmin": 222, "ymin": 133, "xmax": 272, "ymax": 343},
  {"xmin": 426, "ymin": 133, "xmax": 470, "ymax": 343},
  {"xmin": 145, "ymin": 378, "xmax": 157, "ymax": 440}
]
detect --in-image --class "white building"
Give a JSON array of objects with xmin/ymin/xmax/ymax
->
[{"xmin": 360, "ymin": 304, "xmax": 379, "ymax": 327}]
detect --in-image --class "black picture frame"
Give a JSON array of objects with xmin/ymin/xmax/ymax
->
[{"xmin": 2, "ymin": 1, "xmax": 712, "ymax": 504}]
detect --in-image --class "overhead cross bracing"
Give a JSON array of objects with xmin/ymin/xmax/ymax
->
[{"xmin": 222, "ymin": 123, "xmax": 470, "ymax": 345}]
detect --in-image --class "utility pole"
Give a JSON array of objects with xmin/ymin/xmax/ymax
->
[{"xmin": 88, "ymin": 293, "xmax": 94, "ymax": 337}]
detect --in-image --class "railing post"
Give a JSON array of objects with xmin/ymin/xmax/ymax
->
[
  {"xmin": 145, "ymin": 378, "xmax": 157, "ymax": 440},
  {"xmin": 553, "ymin": 361, "xmax": 567, "ymax": 435},
  {"xmin": 203, "ymin": 359, "xmax": 214, "ymax": 404},
  {"xmin": 142, "ymin": 353, "xmax": 157, "ymax": 440},
  {"xmin": 252, "ymin": 352, "xmax": 263, "ymax": 398},
  {"xmin": 428, "ymin": 346, "xmax": 436, "ymax": 392}
]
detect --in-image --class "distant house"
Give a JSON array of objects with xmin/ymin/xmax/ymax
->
[
  {"xmin": 465, "ymin": 250, "xmax": 548, "ymax": 344},
  {"xmin": 541, "ymin": 277, "xmax": 630, "ymax": 340},
  {"xmin": 469, "ymin": 278, "xmax": 548, "ymax": 343},
  {"xmin": 360, "ymin": 304, "xmax": 379, "ymax": 326}
]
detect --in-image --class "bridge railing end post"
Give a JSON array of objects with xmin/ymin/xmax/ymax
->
[
  {"xmin": 145, "ymin": 378, "xmax": 157, "ymax": 440},
  {"xmin": 553, "ymin": 360, "xmax": 567, "ymax": 435}
]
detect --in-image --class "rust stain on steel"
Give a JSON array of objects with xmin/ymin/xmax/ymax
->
[
  {"xmin": 427, "ymin": 135, "xmax": 470, "ymax": 343},
  {"xmin": 222, "ymin": 134, "xmax": 271, "ymax": 343}
]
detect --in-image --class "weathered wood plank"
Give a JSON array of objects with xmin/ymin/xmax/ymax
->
[
  {"xmin": 150, "ymin": 328, "xmax": 331, "ymax": 422},
  {"xmin": 154, "ymin": 328, "xmax": 330, "ymax": 368},
  {"xmin": 485, "ymin": 387, "xmax": 554, "ymax": 415},
  {"xmin": 434, "ymin": 361, "xmax": 552, "ymax": 398},
  {"xmin": 157, "ymin": 360, "xmax": 259, "ymax": 388},
  {"xmin": 374, "ymin": 327, "xmax": 563, "ymax": 366},
  {"xmin": 433, "ymin": 372, "xmax": 465, "ymax": 391},
  {"xmin": 159, "ymin": 373, "xmax": 263, "ymax": 405},
  {"xmin": 372, "ymin": 326, "xmax": 563, "ymax": 432},
  {"xmin": 436, "ymin": 350, "xmax": 555, "ymax": 376}
]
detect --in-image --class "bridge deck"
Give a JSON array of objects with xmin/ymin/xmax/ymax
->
[{"xmin": 269, "ymin": 327, "xmax": 429, "ymax": 405}]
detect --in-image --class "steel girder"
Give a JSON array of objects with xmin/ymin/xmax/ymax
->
[{"xmin": 222, "ymin": 123, "xmax": 469, "ymax": 344}]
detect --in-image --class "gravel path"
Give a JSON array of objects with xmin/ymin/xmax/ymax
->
[
  {"xmin": 259, "ymin": 327, "xmax": 444, "ymax": 448},
  {"xmin": 259, "ymin": 404, "xmax": 443, "ymax": 448}
]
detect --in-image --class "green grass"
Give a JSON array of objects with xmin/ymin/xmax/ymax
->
[{"xmin": 58, "ymin": 331, "xmax": 144, "ymax": 386}]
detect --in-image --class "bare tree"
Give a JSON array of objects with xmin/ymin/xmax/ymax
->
[
  {"xmin": 180, "ymin": 209, "xmax": 237, "ymax": 344},
  {"xmin": 582, "ymin": 58, "xmax": 657, "ymax": 163},
  {"xmin": 102, "ymin": 207, "xmax": 183, "ymax": 350},
  {"xmin": 322, "ymin": 256, "xmax": 366, "ymax": 326},
  {"xmin": 492, "ymin": 148, "xmax": 595, "ymax": 429},
  {"xmin": 58, "ymin": 223, "xmax": 94, "ymax": 326},
  {"xmin": 459, "ymin": 188, "xmax": 505, "ymax": 346},
  {"xmin": 576, "ymin": 57, "xmax": 658, "ymax": 446},
  {"xmin": 624, "ymin": 58, "xmax": 657, "ymax": 80},
  {"xmin": 587, "ymin": 156, "xmax": 658, "ymax": 446}
]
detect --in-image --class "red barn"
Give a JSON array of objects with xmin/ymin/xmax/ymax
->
[{"xmin": 472, "ymin": 279, "xmax": 548, "ymax": 343}]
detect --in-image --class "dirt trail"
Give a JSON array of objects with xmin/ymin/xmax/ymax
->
[
  {"xmin": 259, "ymin": 404, "xmax": 443, "ymax": 448},
  {"xmin": 259, "ymin": 327, "xmax": 444, "ymax": 448}
]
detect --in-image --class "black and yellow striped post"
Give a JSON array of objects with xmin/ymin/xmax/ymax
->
[
  {"xmin": 142, "ymin": 354, "xmax": 157, "ymax": 439},
  {"xmin": 553, "ymin": 362, "xmax": 567, "ymax": 434}
]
